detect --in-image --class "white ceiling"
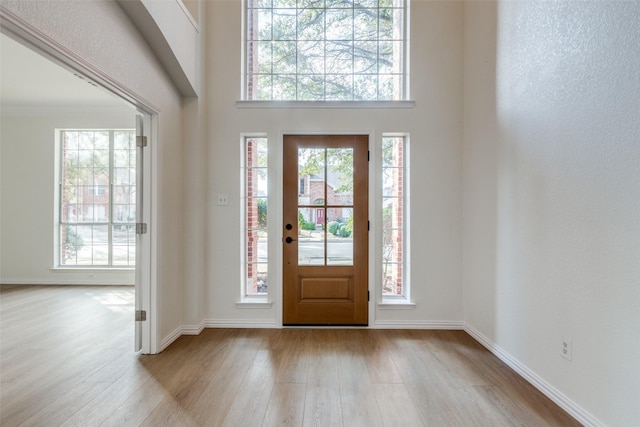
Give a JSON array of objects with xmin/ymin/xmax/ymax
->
[{"xmin": 0, "ymin": 32, "xmax": 128, "ymax": 108}]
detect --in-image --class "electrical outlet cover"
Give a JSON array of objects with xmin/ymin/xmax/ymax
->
[{"xmin": 561, "ymin": 339, "xmax": 573, "ymax": 361}]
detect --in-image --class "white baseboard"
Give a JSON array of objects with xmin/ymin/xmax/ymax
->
[
  {"xmin": 204, "ymin": 319, "xmax": 280, "ymax": 329},
  {"xmin": 160, "ymin": 321, "xmax": 207, "ymax": 351},
  {"xmin": 1, "ymin": 279, "xmax": 133, "ymax": 286},
  {"xmin": 463, "ymin": 323, "xmax": 604, "ymax": 427},
  {"xmin": 373, "ymin": 320, "xmax": 464, "ymax": 329},
  {"xmin": 160, "ymin": 326, "xmax": 184, "ymax": 352},
  {"xmin": 182, "ymin": 320, "xmax": 206, "ymax": 336}
]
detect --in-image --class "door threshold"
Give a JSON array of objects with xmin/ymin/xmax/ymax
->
[{"xmin": 283, "ymin": 324, "xmax": 368, "ymax": 328}]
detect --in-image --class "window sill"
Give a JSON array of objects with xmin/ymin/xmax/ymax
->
[
  {"xmin": 235, "ymin": 299, "xmax": 273, "ymax": 309},
  {"xmin": 378, "ymin": 300, "xmax": 416, "ymax": 309},
  {"xmin": 236, "ymin": 100, "xmax": 415, "ymax": 109},
  {"xmin": 50, "ymin": 267, "xmax": 134, "ymax": 273}
]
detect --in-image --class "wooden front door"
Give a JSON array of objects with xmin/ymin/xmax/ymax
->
[{"xmin": 283, "ymin": 135, "xmax": 369, "ymax": 325}]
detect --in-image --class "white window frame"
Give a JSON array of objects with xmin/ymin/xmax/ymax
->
[
  {"xmin": 379, "ymin": 133, "xmax": 412, "ymax": 306},
  {"xmin": 239, "ymin": 134, "xmax": 272, "ymax": 305},
  {"xmin": 55, "ymin": 129, "xmax": 136, "ymax": 268},
  {"xmin": 242, "ymin": 0, "xmax": 410, "ymax": 102}
]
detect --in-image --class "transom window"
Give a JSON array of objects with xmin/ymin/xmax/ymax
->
[
  {"xmin": 58, "ymin": 130, "xmax": 136, "ymax": 267},
  {"xmin": 245, "ymin": 0, "xmax": 407, "ymax": 101}
]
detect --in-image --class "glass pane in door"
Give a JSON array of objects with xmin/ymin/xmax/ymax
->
[
  {"xmin": 326, "ymin": 148, "xmax": 354, "ymax": 205},
  {"xmin": 327, "ymin": 207, "xmax": 353, "ymax": 265},
  {"xmin": 298, "ymin": 207, "xmax": 324, "ymax": 265},
  {"xmin": 298, "ymin": 148, "xmax": 325, "ymax": 206}
]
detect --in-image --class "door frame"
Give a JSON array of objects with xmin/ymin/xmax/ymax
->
[
  {"xmin": 1, "ymin": 11, "xmax": 159, "ymax": 353},
  {"xmin": 275, "ymin": 131, "xmax": 375, "ymax": 327}
]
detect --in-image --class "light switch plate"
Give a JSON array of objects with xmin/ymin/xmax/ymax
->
[{"xmin": 217, "ymin": 194, "xmax": 229, "ymax": 206}]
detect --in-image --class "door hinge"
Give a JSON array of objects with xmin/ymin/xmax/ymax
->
[
  {"xmin": 136, "ymin": 135, "xmax": 148, "ymax": 147},
  {"xmin": 368, "ymin": 220, "xmax": 370, "ymax": 231},
  {"xmin": 136, "ymin": 223, "xmax": 147, "ymax": 234},
  {"xmin": 367, "ymin": 150, "xmax": 370, "ymax": 161},
  {"xmin": 135, "ymin": 310, "xmax": 147, "ymax": 321},
  {"xmin": 368, "ymin": 291, "xmax": 370, "ymax": 301}
]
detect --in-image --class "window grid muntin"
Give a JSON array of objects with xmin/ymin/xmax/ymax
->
[
  {"xmin": 245, "ymin": 0, "xmax": 406, "ymax": 101},
  {"xmin": 59, "ymin": 129, "xmax": 136, "ymax": 267}
]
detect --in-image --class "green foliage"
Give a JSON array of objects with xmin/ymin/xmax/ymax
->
[
  {"xmin": 257, "ymin": 199, "xmax": 267, "ymax": 228},
  {"xmin": 338, "ymin": 224, "xmax": 352, "ymax": 238},
  {"xmin": 382, "ymin": 206, "xmax": 392, "ymax": 230},
  {"xmin": 328, "ymin": 221, "xmax": 340, "ymax": 235},
  {"xmin": 327, "ymin": 148, "xmax": 354, "ymax": 193},
  {"xmin": 298, "ymin": 212, "xmax": 316, "ymax": 230},
  {"xmin": 298, "ymin": 148, "xmax": 324, "ymax": 177},
  {"xmin": 65, "ymin": 226, "xmax": 84, "ymax": 257},
  {"xmin": 297, "ymin": 211, "xmax": 317, "ymax": 230},
  {"xmin": 328, "ymin": 219, "xmax": 352, "ymax": 237},
  {"xmin": 301, "ymin": 220, "xmax": 317, "ymax": 231},
  {"xmin": 382, "ymin": 138, "xmax": 394, "ymax": 167},
  {"xmin": 346, "ymin": 215, "xmax": 354, "ymax": 233}
]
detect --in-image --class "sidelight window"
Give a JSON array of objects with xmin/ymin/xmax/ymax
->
[
  {"xmin": 243, "ymin": 136, "xmax": 269, "ymax": 296},
  {"xmin": 381, "ymin": 135, "xmax": 408, "ymax": 299}
]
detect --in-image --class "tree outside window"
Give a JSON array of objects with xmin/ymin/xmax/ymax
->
[{"xmin": 246, "ymin": 0, "xmax": 407, "ymax": 101}]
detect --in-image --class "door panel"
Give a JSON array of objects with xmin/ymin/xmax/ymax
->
[{"xmin": 283, "ymin": 135, "xmax": 368, "ymax": 325}]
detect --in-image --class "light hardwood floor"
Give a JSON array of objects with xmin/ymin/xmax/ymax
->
[{"xmin": 0, "ymin": 285, "xmax": 581, "ymax": 426}]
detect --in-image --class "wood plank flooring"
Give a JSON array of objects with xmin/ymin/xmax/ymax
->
[{"xmin": 0, "ymin": 285, "xmax": 581, "ymax": 426}]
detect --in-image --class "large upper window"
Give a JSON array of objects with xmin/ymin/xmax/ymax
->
[
  {"xmin": 58, "ymin": 130, "xmax": 136, "ymax": 267},
  {"xmin": 245, "ymin": 0, "xmax": 407, "ymax": 101}
]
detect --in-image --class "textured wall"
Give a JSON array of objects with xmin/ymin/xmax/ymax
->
[{"xmin": 464, "ymin": 1, "xmax": 640, "ymax": 425}]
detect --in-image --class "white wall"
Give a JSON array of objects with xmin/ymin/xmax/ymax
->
[
  {"xmin": 1, "ymin": 0, "xmax": 186, "ymax": 344},
  {"xmin": 180, "ymin": 0, "xmax": 208, "ymax": 331},
  {"xmin": 0, "ymin": 108, "xmax": 136, "ymax": 285},
  {"xmin": 202, "ymin": 1, "xmax": 464, "ymax": 327},
  {"xmin": 463, "ymin": 1, "xmax": 640, "ymax": 425},
  {"xmin": 118, "ymin": 0, "xmax": 201, "ymax": 96}
]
